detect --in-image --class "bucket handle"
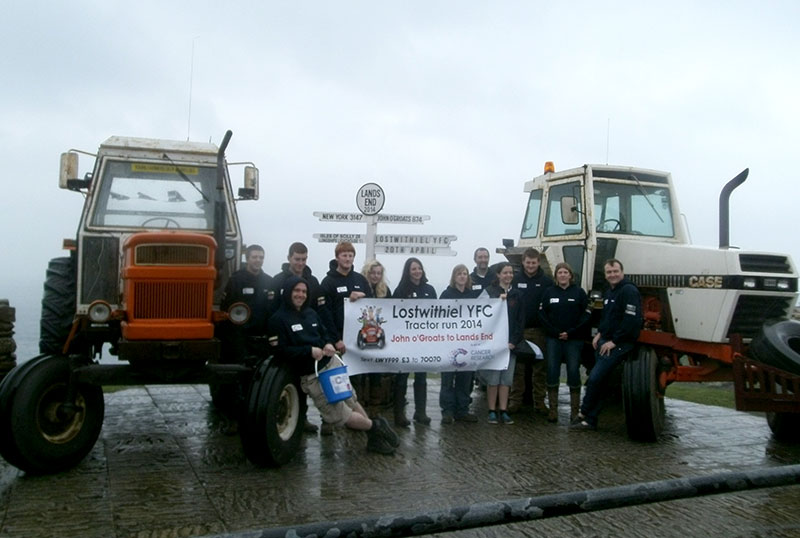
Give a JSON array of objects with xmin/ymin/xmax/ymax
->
[{"xmin": 314, "ymin": 354, "xmax": 344, "ymax": 378}]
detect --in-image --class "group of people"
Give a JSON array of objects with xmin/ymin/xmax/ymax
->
[{"xmin": 220, "ymin": 240, "xmax": 643, "ymax": 455}]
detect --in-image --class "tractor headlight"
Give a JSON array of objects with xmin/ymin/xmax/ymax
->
[
  {"xmin": 88, "ymin": 301, "xmax": 112, "ymax": 323},
  {"xmin": 742, "ymin": 277, "xmax": 757, "ymax": 289},
  {"xmin": 776, "ymin": 279, "xmax": 790, "ymax": 291},
  {"xmin": 228, "ymin": 302, "xmax": 251, "ymax": 325}
]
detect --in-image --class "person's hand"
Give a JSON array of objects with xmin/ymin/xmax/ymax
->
[
  {"xmin": 335, "ymin": 340, "xmax": 346, "ymax": 354},
  {"xmin": 559, "ymin": 332, "xmax": 568, "ymax": 340},
  {"xmin": 592, "ymin": 332, "xmax": 601, "ymax": 350},
  {"xmin": 500, "ymin": 293, "xmax": 507, "ymax": 301},
  {"xmin": 349, "ymin": 291, "xmax": 366, "ymax": 301},
  {"xmin": 322, "ymin": 343, "xmax": 337, "ymax": 357},
  {"xmin": 599, "ymin": 340, "xmax": 616, "ymax": 356},
  {"xmin": 508, "ymin": 343, "xmax": 515, "ymax": 350},
  {"xmin": 311, "ymin": 347, "xmax": 323, "ymax": 360}
]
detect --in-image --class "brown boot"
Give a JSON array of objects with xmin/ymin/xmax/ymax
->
[
  {"xmin": 547, "ymin": 387, "xmax": 559, "ymax": 423},
  {"xmin": 570, "ymin": 387, "xmax": 581, "ymax": 422},
  {"xmin": 532, "ymin": 360, "xmax": 548, "ymax": 415}
]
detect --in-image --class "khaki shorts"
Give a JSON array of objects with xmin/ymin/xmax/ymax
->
[{"xmin": 301, "ymin": 356, "xmax": 358, "ymax": 427}]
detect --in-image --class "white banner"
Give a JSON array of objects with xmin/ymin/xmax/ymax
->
[{"xmin": 343, "ymin": 298, "xmax": 509, "ymax": 375}]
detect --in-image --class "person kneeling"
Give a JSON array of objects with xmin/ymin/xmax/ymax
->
[{"xmin": 268, "ymin": 276, "xmax": 398, "ymax": 454}]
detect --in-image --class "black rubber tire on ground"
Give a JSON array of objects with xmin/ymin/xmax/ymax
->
[
  {"xmin": 766, "ymin": 411, "xmax": 800, "ymax": 442},
  {"xmin": 7, "ymin": 355, "xmax": 104, "ymax": 474},
  {"xmin": 0, "ymin": 355, "xmax": 53, "ymax": 469},
  {"xmin": 749, "ymin": 319, "xmax": 800, "ymax": 376},
  {"xmin": 622, "ymin": 346, "xmax": 665, "ymax": 442},
  {"xmin": 240, "ymin": 358, "xmax": 303, "ymax": 467},
  {"xmin": 39, "ymin": 257, "xmax": 77, "ymax": 355}
]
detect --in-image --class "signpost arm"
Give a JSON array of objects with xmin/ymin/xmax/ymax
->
[{"xmin": 365, "ymin": 215, "xmax": 377, "ymax": 262}]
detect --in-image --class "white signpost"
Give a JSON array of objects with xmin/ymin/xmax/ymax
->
[{"xmin": 314, "ymin": 184, "xmax": 456, "ymax": 260}]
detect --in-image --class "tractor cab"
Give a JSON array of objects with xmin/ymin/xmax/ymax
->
[{"xmin": 503, "ymin": 163, "xmax": 689, "ymax": 301}]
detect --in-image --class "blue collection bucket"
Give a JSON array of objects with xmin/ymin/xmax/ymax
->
[{"xmin": 315, "ymin": 356, "xmax": 353, "ymax": 404}]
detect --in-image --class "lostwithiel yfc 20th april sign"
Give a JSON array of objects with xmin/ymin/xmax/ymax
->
[{"xmin": 343, "ymin": 298, "xmax": 509, "ymax": 374}]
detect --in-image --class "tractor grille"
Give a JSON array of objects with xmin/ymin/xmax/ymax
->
[
  {"xmin": 727, "ymin": 295, "xmax": 794, "ymax": 339},
  {"xmin": 739, "ymin": 254, "xmax": 792, "ymax": 274},
  {"xmin": 132, "ymin": 281, "xmax": 208, "ymax": 319},
  {"xmin": 135, "ymin": 244, "xmax": 209, "ymax": 265}
]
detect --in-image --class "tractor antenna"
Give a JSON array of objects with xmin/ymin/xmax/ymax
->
[{"xmin": 187, "ymin": 36, "xmax": 200, "ymax": 141}]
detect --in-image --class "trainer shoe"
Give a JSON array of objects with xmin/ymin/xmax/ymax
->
[
  {"xmin": 455, "ymin": 413, "xmax": 478, "ymax": 423},
  {"xmin": 441, "ymin": 413, "xmax": 455, "ymax": 425},
  {"xmin": 500, "ymin": 412, "xmax": 514, "ymax": 425},
  {"xmin": 487, "ymin": 411, "xmax": 499, "ymax": 424},
  {"xmin": 570, "ymin": 418, "xmax": 597, "ymax": 431},
  {"xmin": 303, "ymin": 419, "xmax": 319, "ymax": 433},
  {"xmin": 366, "ymin": 431, "xmax": 395, "ymax": 455},
  {"xmin": 373, "ymin": 416, "xmax": 400, "ymax": 448}
]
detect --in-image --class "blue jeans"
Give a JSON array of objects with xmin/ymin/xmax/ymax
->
[
  {"xmin": 545, "ymin": 337, "xmax": 583, "ymax": 389},
  {"xmin": 439, "ymin": 371, "xmax": 474, "ymax": 417},
  {"xmin": 580, "ymin": 340, "xmax": 634, "ymax": 426}
]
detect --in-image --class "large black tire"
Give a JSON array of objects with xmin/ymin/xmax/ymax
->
[
  {"xmin": 5, "ymin": 355, "xmax": 104, "ymax": 474},
  {"xmin": 750, "ymin": 319, "xmax": 800, "ymax": 376},
  {"xmin": 240, "ymin": 358, "xmax": 303, "ymax": 467},
  {"xmin": 766, "ymin": 412, "xmax": 800, "ymax": 442},
  {"xmin": 39, "ymin": 257, "xmax": 77, "ymax": 355},
  {"xmin": 622, "ymin": 346, "xmax": 665, "ymax": 442},
  {"xmin": 0, "ymin": 355, "xmax": 54, "ymax": 469}
]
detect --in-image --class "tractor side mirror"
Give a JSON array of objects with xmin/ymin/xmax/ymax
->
[
  {"xmin": 238, "ymin": 166, "xmax": 259, "ymax": 200},
  {"xmin": 560, "ymin": 196, "xmax": 579, "ymax": 225},
  {"xmin": 59, "ymin": 153, "xmax": 78, "ymax": 189}
]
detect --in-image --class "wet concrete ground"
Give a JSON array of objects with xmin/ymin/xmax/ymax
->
[{"xmin": 0, "ymin": 380, "xmax": 799, "ymax": 538}]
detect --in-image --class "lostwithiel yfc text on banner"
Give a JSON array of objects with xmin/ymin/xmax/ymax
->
[{"xmin": 343, "ymin": 298, "xmax": 509, "ymax": 375}]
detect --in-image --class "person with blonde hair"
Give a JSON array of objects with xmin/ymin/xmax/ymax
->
[
  {"xmin": 439, "ymin": 264, "xmax": 479, "ymax": 423},
  {"xmin": 357, "ymin": 259, "xmax": 394, "ymax": 414}
]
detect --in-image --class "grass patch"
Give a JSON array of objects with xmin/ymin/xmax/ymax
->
[
  {"xmin": 666, "ymin": 382, "xmax": 736, "ymax": 409},
  {"xmin": 102, "ymin": 385, "xmax": 140, "ymax": 394}
]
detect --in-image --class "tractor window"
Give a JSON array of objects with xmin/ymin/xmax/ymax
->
[
  {"xmin": 90, "ymin": 160, "xmax": 219, "ymax": 230},
  {"xmin": 544, "ymin": 182, "xmax": 583, "ymax": 236},
  {"xmin": 593, "ymin": 181, "xmax": 674, "ymax": 236},
  {"xmin": 520, "ymin": 189, "xmax": 542, "ymax": 239}
]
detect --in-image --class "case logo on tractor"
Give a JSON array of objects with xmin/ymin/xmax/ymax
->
[{"xmin": 688, "ymin": 275, "xmax": 724, "ymax": 289}]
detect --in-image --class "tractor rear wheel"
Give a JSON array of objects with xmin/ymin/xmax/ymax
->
[
  {"xmin": 766, "ymin": 411, "xmax": 800, "ymax": 442},
  {"xmin": 240, "ymin": 358, "xmax": 302, "ymax": 466},
  {"xmin": 622, "ymin": 346, "xmax": 665, "ymax": 442},
  {"xmin": 39, "ymin": 257, "xmax": 76, "ymax": 355}
]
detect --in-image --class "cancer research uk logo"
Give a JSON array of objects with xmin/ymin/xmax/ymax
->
[
  {"xmin": 449, "ymin": 348, "xmax": 468, "ymax": 368},
  {"xmin": 356, "ymin": 306, "xmax": 387, "ymax": 350}
]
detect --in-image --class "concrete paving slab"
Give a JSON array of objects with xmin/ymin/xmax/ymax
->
[{"xmin": 0, "ymin": 380, "xmax": 798, "ymax": 537}]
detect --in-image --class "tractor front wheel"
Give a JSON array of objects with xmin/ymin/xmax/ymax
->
[
  {"xmin": 240, "ymin": 358, "xmax": 303, "ymax": 467},
  {"xmin": 5, "ymin": 355, "xmax": 104, "ymax": 473}
]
